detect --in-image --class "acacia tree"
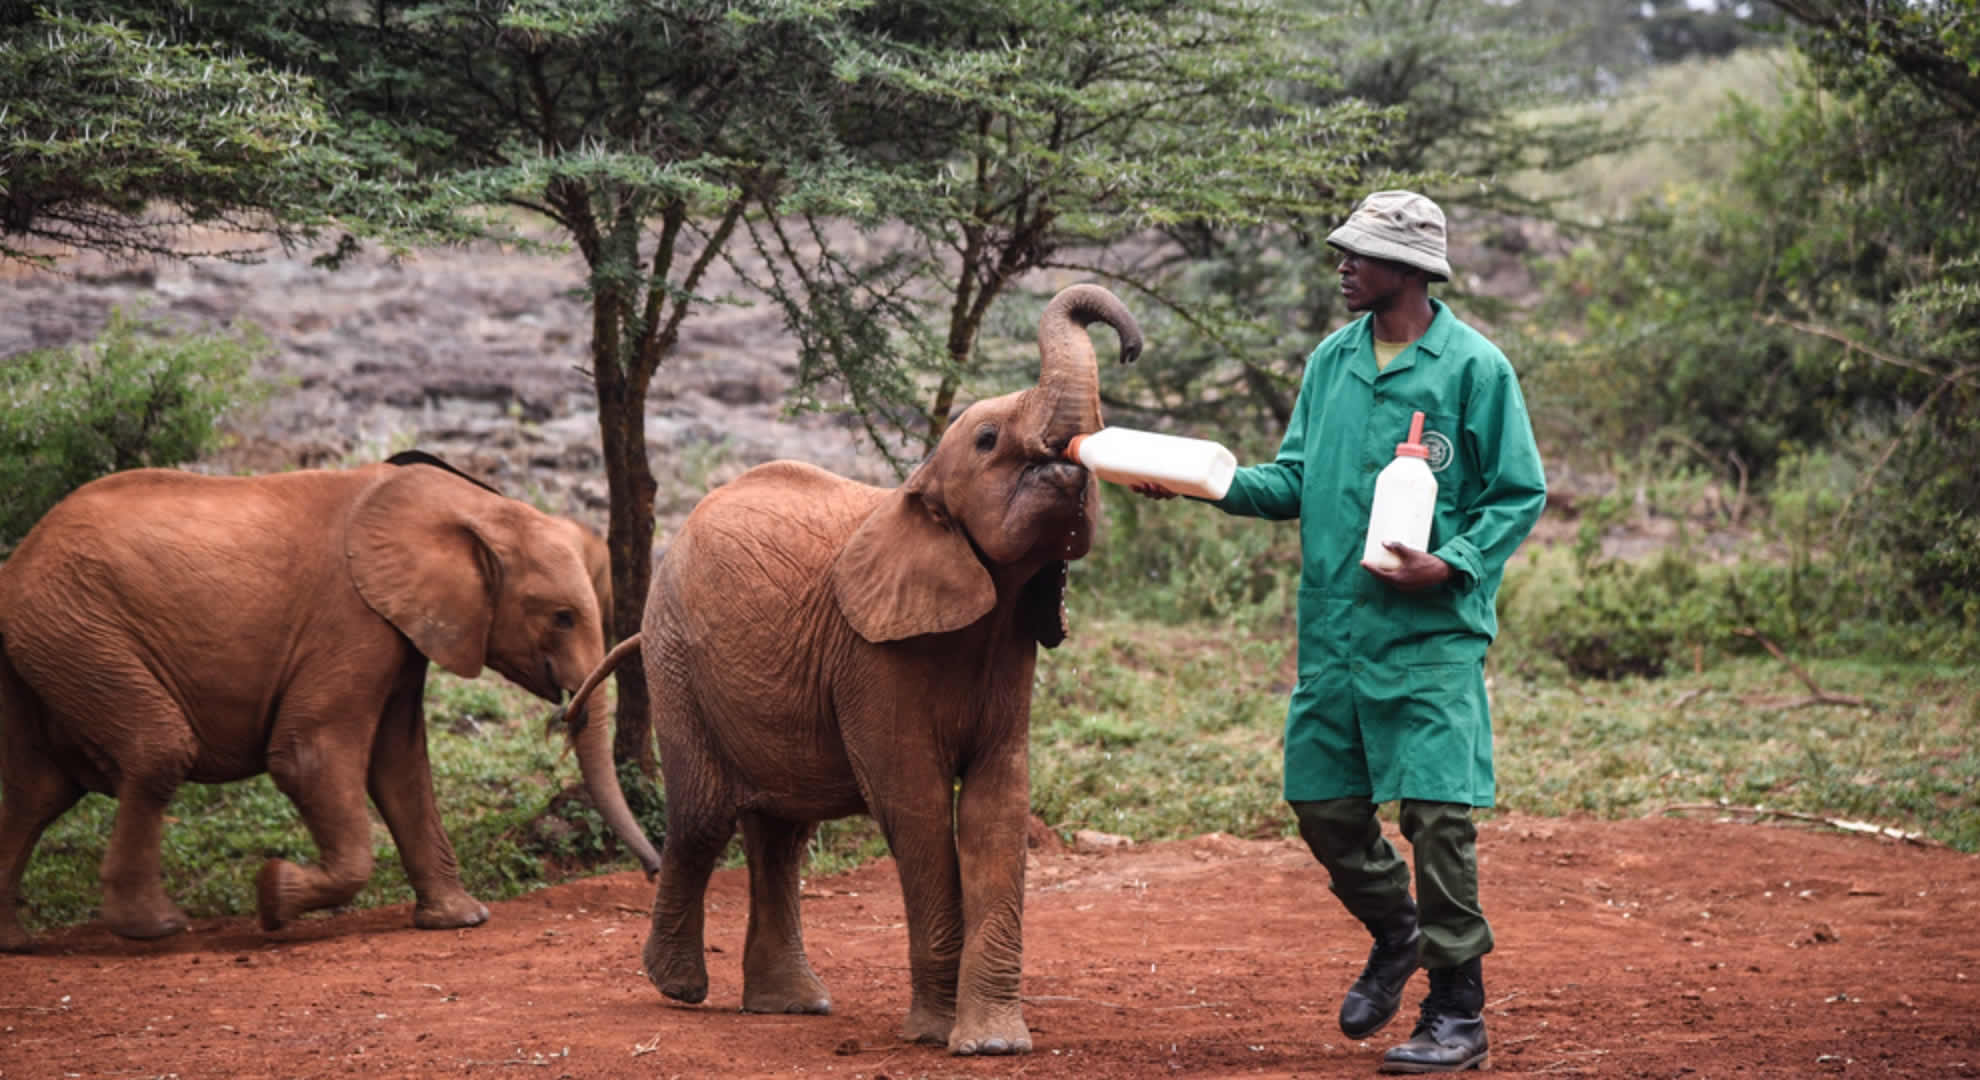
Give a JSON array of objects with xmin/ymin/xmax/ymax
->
[
  {"xmin": 746, "ymin": 0, "xmax": 1391, "ymax": 465},
  {"xmin": 142, "ymin": 0, "xmax": 914, "ymax": 766},
  {"xmin": 1065, "ymin": 0, "xmax": 1651, "ymax": 440},
  {"xmin": 753, "ymin": 0, "xmax": 1658, "ymax": 456},
  {"xmin": 0, "ymin": 7, "xmax": 351, "ymax": 265},
  {"xmin": 1768, "ymin": 0, "xmax": 1980, "ymax": 116}
]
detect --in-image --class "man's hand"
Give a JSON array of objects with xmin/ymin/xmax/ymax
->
[
  {"xmin": 1130, "ymin": 482, "xmax": 1179, "ymax": 500},
  {"xmin": 1361, "ymin": 541, "xmax": 1451, "ymax": 592}
]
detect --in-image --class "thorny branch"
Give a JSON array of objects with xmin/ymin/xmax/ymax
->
[{"xmin": 1733, "ymin": 627, "xmax": 1870, "ymax": 710}]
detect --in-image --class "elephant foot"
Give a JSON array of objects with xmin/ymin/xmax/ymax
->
[
  {"xmin": 900, "ymin": 1003, "xmax": 954, "ymax": 1047},
  {"xmin": 412, "ymin": 892, "xmax": 489, "ymax": 931},
  {"xmin": 255, "ymin": 858, "xmax": 305, "ymax": 931},
  {"xmin": 642, "ymin": 936, "xmax": 709, "ymax": 1005},
  {"xmin": 741, "ymin": 967, "xmax": 831, "ymax": 1015},
  {"xmin": 949, "ymin": 1010, "xmax": 1032, "ymax": 1056},
  {"xmin": 0, "ymin": 917, "xmax": 34, "ymax": 953},
  {"xmin": 103, "ymin": 897, "xmax": 190, "ymax": 941}
]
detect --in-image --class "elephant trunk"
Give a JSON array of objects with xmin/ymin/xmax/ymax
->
[
  {"xmin": 1029, "ymin": 284, "xmax": 1142, "ymax": 453},
  {"xmin": 565, "ymin": 637, "xmax": 664, "ymax": 878}
]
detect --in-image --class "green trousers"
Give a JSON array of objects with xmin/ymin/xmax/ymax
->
[{"xmin": 1289, "ymin": 797, "xmax": 1492, "ymax": 970}]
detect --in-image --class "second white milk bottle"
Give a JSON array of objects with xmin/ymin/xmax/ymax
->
[{"xmin": 1361, "ymin": 411, "xmax": 1438, "ymax": 571}]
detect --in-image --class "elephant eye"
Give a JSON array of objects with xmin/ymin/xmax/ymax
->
[
  {"xmin": 974, "ymin": 424, "xmax": 998, "ymax": 452},
  {"xmin": 553, "ymin": 609, "xmax": 577, "ymax": 631}
]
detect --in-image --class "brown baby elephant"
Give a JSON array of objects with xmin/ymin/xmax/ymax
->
[
  {"xmin": 0, "ymin": 457, "xmax": 662, "ymax": 950},
  {"xmin": 560, "ymin": 283, "xmax": 1140, "ymax": 1056}
]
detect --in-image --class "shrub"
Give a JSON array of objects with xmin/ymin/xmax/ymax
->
[
  {"xmin": 1073, "ymin": 484, "xmax": 1298, "ymax": 631},
  {"xmin": 0, "ymin": 306, "xmax": 270, "ymax": 550}
]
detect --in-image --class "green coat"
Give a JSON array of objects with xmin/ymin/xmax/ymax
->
[{"xmin": 1213, "ymin": 299, "xmax": 1546, "ymax": 806}]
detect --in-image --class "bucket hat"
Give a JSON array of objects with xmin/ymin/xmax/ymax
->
[{"xmin": 1326, "ymin": 190, "xmax": 1451, "ymax": 282}]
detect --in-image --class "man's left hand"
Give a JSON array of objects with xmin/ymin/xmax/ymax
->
[{"xmin": 1362, "ymin": 541, "xmax": 1452, "ymax": 592}]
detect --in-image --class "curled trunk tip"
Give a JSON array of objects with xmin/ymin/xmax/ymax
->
[
  {"xmin": 1042, "ymin": 284, "xmax": 1142, "ymax": 366},
  {"xmin": 1033, "ymin": 284, "xmax": 1141, "ymax": 451}
]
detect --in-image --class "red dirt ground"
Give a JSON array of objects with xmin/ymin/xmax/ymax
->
[{"xmin": 2, "ymin": 814, "xmax": 1976, "ymax": 1080}]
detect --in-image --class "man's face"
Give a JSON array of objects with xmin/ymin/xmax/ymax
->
[{"xmin": 1335, "ymin": 249, "xmax": 1418, "ymax": 313}]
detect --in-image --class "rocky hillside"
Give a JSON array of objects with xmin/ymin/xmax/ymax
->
[
  {"xmin": 2, "ymin": 236, "xmax": 896, "ymax": 542},
  {"xmin": 1, "ymin": 212, "xmax": 1571, "ymax": 545}
]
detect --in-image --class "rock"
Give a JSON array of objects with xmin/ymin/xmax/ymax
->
[{"xmin": 1072, "ymin": 829, "xmax": 1134, "ymax": 853}]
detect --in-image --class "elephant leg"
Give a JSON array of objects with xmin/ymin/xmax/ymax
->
[
  {"xmin": 0, "ymin": 743, "xmax": 84, "ymax": 951},
  {"xmin": 365, "ymin": 672, "xmax": 486, "ymax": 930},
  {"xmin": 12, "ymin": 668, "xmax": 198, "ymax": 941},
  {"xmin": 867, "ymin": 772, "xmax": 966, "ymax": 1048},
  {"xmin": 641, "ymin": 792, "xmax": 732, "ymax": 1005},
  {"xmin": 259, "ymin": 722, "xmax": 377, "ymax": 930},
  {"xmin": 738, "ymin": 812, "xmax": 829, "ymax": 1015},
  {"xmin": 99, "ymin": 775, "xmax": 192, "ymax": 940},
  {"xmin": 947, "ymin": 745, "xmax": 1033, "ymax": 1055},
  {"xmin": 87, "ymin": 688, "xmax": 199, "ymax": 940}
]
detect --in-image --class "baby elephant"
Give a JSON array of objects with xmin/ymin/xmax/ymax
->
[
  {"xmin": 0, "ymin": 458, "xmax": 660, "ymax": 950},
  {"xmin": 562, "ymin": 284, "xmax": 1141, "ymax": 1055}
]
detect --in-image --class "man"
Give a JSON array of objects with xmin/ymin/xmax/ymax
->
[{"xmin": 1135, "ymin": 190, "xmax": 1546, "ymax": 1072}]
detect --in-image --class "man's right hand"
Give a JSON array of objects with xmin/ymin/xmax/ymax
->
[{"xmin": 1131, "ymin": 482, "xmax": 1179, "ymax": 500}]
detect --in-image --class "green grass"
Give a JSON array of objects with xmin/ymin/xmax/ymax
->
[
  {"xmin": 1029, "ymin": 617, "xmax": 1291, "ymax": 842},
  {"xmin": 11, "ymin": 550, "xmax": 1978, "ymax": 934},
  {"xmin": 1032, "ymin": 601, "xmax": 1980, "ymax": 854},
  {"xmin": 1492, "ymin": 656, "xmax": 1980, "ymax": 851}
]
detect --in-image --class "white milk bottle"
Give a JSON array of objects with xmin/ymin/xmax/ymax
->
[
  {"xmin": 1067, "ymin": 427, "xmax": 1238, "ymax": 500},
  {"xmin": 1361, "ymin": 410, "xmax": 1438, "ymax": 571}
]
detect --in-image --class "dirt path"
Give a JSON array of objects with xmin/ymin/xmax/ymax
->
[{"xmin": 3, "ymin": 814, "xmax": 1975, "ymax": 1079}]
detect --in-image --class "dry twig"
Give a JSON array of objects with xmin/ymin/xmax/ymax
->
[
  {"xmin": 1733, "ymin": 628, "xmax": 1870, "ymax": 709},
  {"xmin": 1654, "ymin": 803, "xmax": 1944, "ymax": 848},
  {"xmin": 1669, "ymin": 687, "xmax": 1712, "ymax": 710},
  {"xmin": 459, "ymin": 1047, "xmax": 568, "ymax": 1069},
  {"xmin": 1023, "ymin": 994, "xmax": 1227, "ymax": 1011}
]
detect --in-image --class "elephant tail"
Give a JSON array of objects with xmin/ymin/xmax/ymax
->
[
  {"xmin": 0, "ymin": 634, "xmax": 39, "ymax": 753},
  {"xmin": 549, "ymin": 632, "xmax": 642, "ymax": 741}
]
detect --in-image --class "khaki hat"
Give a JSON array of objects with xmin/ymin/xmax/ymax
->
[{"xmin": 1326, "ymin": 190, "xmax": 1451, "ymax": 282}]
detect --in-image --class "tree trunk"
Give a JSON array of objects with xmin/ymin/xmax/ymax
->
[
  {"xmin": 592, "ymin": 299, "xmax": 659, "ymax": 774},
  {"xmin": 580, "ymin": 194, "xmax": 743, "ymax": 775}
]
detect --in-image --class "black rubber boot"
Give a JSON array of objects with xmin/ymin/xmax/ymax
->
[
  {"xmin": 1339, "ymin": 897, "xmax": 1421, "ymax": 1039},
  {"xmin": 1378, "ymin": 956, "xmax": 1488, "ymax": 1073}
]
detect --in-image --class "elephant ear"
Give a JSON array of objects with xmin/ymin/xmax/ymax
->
[
  {"xmin": 346, "ymin": 466, "xmax": 498, "ymax": 678},
  {"xmin": 1018, "ymin": 560, "xmax": 1070, "ymax": 649},
  {"xmin": 832, "ymin": 485, "xmax": 995, "ymax": 644}
]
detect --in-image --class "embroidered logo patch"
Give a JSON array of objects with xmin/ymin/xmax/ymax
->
[{"xmin": 1423, "ymin": 430, "xmax": 1455, "ymax": 473}]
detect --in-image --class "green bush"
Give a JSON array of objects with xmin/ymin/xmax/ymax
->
[
  {"xmin": 1763, "ymin": 446, "xmax": 1980, "ymax": 662},
  {"xmin": 1496, "ymin": 449, "xmax": 1980, "ymax": 677},
  {"xmin": 1844, "ymin": 395, "xmax": 1980, "ymax": 631},
  {"xmin": 1534, "ymin": 555, "xmax": 1691, "ymax": 680},
  {"xmin": 1073, "ymin": 484, "xmax": 1298, "ymax": 631},
  {"xmin": 0, "ymin": 306, "xmax": 270, "ymax": 550},
  {"xmin": 1507, "ymin": 46, "xmax": 1980, "ymax": 663}
]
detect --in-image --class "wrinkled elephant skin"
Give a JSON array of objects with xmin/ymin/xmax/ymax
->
[
  {"xmin": 0, "ymin": 458, "xmax": 661, "ymax": 951},
  {"xmin": 563, "ymin": 285, "xmax": 1143, "ymax": 1055}
]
